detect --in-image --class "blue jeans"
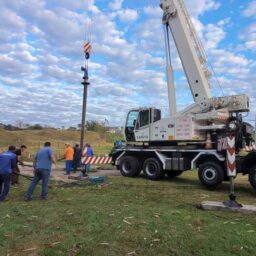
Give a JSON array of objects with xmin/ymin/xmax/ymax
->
[
  {"xmin": 84, "ymin": 164, "xmax": 91, "ymax": 173},
  {"xmin": 65, "ymin": 160, "xmax": 73, "ymax": 174},
  {"xmin": 0, "ymin": 173, "xmax": 11, "ymax": 201},
  {"xmin": 26, "ymin": 169, "xmax": 50, "ymax": 199}
]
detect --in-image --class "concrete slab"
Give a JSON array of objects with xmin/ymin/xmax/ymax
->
[{"xmin": 200, "ymin": 201, "xmax": 256, "ymax": 214}]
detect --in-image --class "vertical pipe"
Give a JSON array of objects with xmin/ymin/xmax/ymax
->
[
  {"xmin": 80, "ymin": 81, "xmax": 89, "ymax": 150},
  {"xmin": 163, "ymin": 25, "xmax": 177, "ymax": 117}
]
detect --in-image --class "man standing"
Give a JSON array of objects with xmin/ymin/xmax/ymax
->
[
  {"xmin": 63, "ymin": 143, "xmax": 74, "ymax": 175},
  {"xmin": 11, "ymin": 145, "xmax": 27, "ymax": 186},
  {"xmin": 82, "ymin": 144, "xmax": 94, "ymax": 176},
  {"xmin": 0, "ymin": 146, "xmax": 17, "ymax": 202},
  {"xmin": 72, "ymin": 144, "xmax": 81, "ymax": 173},
  {"xmin": 25, "ymin": 142, "xmax": 57, "ymax": 200}
]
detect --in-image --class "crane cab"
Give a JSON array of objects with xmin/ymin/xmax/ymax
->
[{"xmin": 125, "ymin": 108, "xmax": 161, "ymax": 142}]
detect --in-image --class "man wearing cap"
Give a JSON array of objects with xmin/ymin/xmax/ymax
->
[{"xmin": 63, "ymin": 143, "xmax": 74, "ymax": 175}]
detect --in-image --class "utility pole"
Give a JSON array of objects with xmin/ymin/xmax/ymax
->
[
  {"xmin": 80, "ymin": 42, "xmax": 91, "ymax": 150},
  {"xmin": 80, "ymin": 67, "xmax": 90, "ymax": 150}
]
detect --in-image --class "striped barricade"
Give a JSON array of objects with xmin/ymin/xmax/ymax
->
[
  {"xmin": 82, "ymin": 156, "xmax": 112, "ymax": 165},
  {"xmin": 226, "ymin": 136, "xmax": 236, "ymax": 177}
]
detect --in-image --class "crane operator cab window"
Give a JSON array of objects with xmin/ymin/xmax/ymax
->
[
  {"xmin": 135, "ymin": 108, "xmax": 161, "ymax": 129},
  {"xmin": 125, "ymin": 108, "xmax": 161, "ymax": 142},
  {"xmin": 153, "ymin": 109, "xmax": 161, "ymax": 123},
  {"xmin": 138, "ymin": 109, "xmax": 150, "ymax": 128},
  {"xmin": 125, "ymin": 110, "xmax": 139, "ymax": 142}
]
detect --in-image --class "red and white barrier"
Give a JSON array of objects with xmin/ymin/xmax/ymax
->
[
  {"xmin": 82, "ymin": 156, "xmax": 112, "ymax": 165},
  {"xmin": 226, "ymin": 136, "xmax": 236, "ymax": 177}
]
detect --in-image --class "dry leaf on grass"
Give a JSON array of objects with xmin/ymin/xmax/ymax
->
[
  {"xmin": 123, "ymin": 220, "xmax": 132, "ymax": 225},
  {"xmin": 23, "ymin": 247, "xmax": 37, "ymax": 252},
  {"xmin": 51, "ymin": 242, "xmax": 61, "ymax": 247},
  {"xmin": 127, "ymin": 251, "xmax": 136, "ymax": 255}
]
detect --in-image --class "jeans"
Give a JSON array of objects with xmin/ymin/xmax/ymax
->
[
  {"xmin": 65, "ymin": 160, "xmax": 73, "ymax": 174},
  {"xmin": 0, "ymin": 173, "xmax": 11, "ymax": 201},
  {"xmin": 84, "ymin": 164, "xmax": 91, "ymax": 173},
  {"xmin": 26, "ymin": 169, "xmax": 50, "ymax": 199},
  {"xmin": 72, "ymin": 159, "xmax": 80, "ymax": 172}
]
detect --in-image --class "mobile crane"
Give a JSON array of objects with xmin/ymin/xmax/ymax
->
[{"xmin": 110, "ymin": 0, "xmax": 256, "ymax": 189}]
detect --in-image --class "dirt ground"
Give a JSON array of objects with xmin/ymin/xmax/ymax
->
[{"xmin": 20, "ymin": 163, "xmax": 120, "ymax": 183}]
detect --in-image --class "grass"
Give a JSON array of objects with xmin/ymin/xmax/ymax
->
[
  {"xmin": 0, "ymin": 128, "xmax": 121, "ymax": 158},
  {"xmin": 0, "ymin": 172, "xmax": 256, "ymax": 256}
]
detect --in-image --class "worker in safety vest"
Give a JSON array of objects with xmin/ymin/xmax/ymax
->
[{"xmin": 63, "ymin": 143, "xmax": 74, "ymax": 175}]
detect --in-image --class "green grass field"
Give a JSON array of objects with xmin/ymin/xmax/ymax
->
[
  {"xmin": 1, "ymin": 172, "xmax": 256, "ymax": 256},
  {"xmin": 0, "ymin": 128, "xmax": 121, "ymax": 159}
]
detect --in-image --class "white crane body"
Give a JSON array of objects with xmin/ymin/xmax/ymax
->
[
  {"xmin": 126, "ymin": 0, "xmax": 249, "ymax": 143},
  {"xmin": 110, "ymin": 0, "xmax": 256, "ymax": 190}
]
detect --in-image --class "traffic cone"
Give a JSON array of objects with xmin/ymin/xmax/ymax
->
[{"xmin": 205, "ymin": 132, "xmax": 213, "ymax": 149}]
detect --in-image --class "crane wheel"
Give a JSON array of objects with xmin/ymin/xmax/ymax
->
[
  {"xmin": 119, "ymin": 156, "xmax": 141, "ymax": 177},
  {"xmin": 198, "ymin": 161, "xmax": 224, "ymax": 189},
  {"xmin": 143, "ymin": 158, "xmax": 164, "ymax": 180},
  {"xmin": 249, "ymin": 164, "xmax": 256, "ymax": 190}
]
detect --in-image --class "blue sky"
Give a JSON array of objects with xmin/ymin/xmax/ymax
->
[{"xmin": 0, "ymin": 0, "xmax": 255, "ymax": 127}]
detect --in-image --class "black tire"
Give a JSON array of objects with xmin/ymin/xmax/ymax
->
[
  {"xmin": 143, "ymin": 158, "xmax": 164, "ymax": 180},
  {"xmin": 249, "ymin": 164, "xmax": 256, "ymax": 190},
  {"xmin": 119, "ymin": 156, "xmax": 141, "ymax": 177},
  {"xmin": 198, "ymin": 161, "xmax": 224, "ymax": 189},
  {"xmin": 166, "ymin": 171, "xmax": 183, "ymax": 178}
]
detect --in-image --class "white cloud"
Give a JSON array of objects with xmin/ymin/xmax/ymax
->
[
  {"xmin": 204, "ymin": 22, "xmax": 226, "ymax": 49},
  {"xmin": 245, "ymin": 41, "xmax": 256, "ymax": 51},
  {"xmin": 185, "ymin": 0, "xmax": 220, "ymax": 17},
  {"xmin": 117, "ymin": 9, "xmax": 138, "ymax": 23},
  {"xmin": 108, "ymin": 0, "xmax": 123, "ymax": 11},
  {"xmin": 240, "ymin": 23, "xmax": 256, "ymax": 52},
  {"xmin": 243, "ymin": 1, "xmax": 256, "ymax": 17},
  {"xmin": 143, "ymin": 6, "xmax": 162, "ymax": 17},
  {"xmin": 0, "ymin": 0, "xmax": 255, "ymax": 127}
]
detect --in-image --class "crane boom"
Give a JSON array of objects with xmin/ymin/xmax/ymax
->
[
  {"xmin": 161, "ymin": 0, "xmax": 211, "ymax": 108},
  {"xmin": 123, "ymin": 0, "xmax": 249, "ymax": 145}
]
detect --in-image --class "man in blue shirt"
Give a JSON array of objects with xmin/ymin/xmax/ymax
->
[
  {"xmin": 82, "ymin": 144, "xmax": 94, "ymax": 176},
  {"xmin": 25, "ymin": 142, "xmax": 57, "ymax": 200},
  {"xmin": 0, "ymin": 146, "xmax": 17, "ymax": 202}
]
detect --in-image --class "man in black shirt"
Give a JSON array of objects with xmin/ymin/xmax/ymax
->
[
  {"xmin": 11, "ymin": 145, "xmax": 27, "ymax": 185},
  {"xmin": 72, "ymin": 144, "xmax": 81, "ymax": 172}
]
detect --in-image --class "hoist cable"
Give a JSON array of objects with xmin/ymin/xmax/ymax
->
[
  {"xmin": 84, "ymin": 0, "xmax": 93, "ymax": 71},
  {"xmin": 208, "ymin": 62, "xmax": 225, "ymax": 97}
]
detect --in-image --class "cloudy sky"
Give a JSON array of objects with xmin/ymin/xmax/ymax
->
[{"xmin": 0, "ymin": 0, "xmax": 255, "ymax": 128}]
